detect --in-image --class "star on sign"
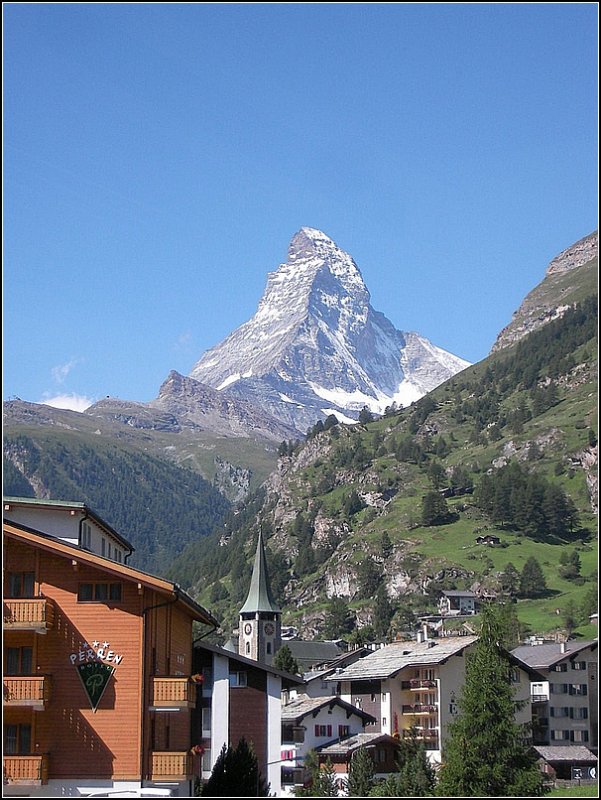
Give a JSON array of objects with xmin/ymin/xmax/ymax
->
[
  {"xmin": 92, "ymin": 641, "xmax": 100, "ymax": 648},
  {"xmin": 82, "ymin": 642, "xmax": 89, "ymax": 649},
  {"xmin": 102, "ymin": 642, "xmax": 110, "ymax": 648}
]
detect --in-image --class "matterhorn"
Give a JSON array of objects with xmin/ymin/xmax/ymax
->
[{"xmin": 190, "ymin": 227, "xmax": 470, "ymax": 433}]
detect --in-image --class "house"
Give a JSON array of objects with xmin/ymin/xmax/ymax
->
[
  {"xmin": 3, "ymin": 512, "xmax": 218, "ymax": 797},
  {"xmin": 475, "ymin": 534, "xmax": 501, "ymax": 546},
  {"xmin": 511, "ymin": 640, "xmax": 598, "ymax": 751},
  {"xmin": 534, "ymin": 745, "xmax": 597, "ymax": 781},
  {"xmin": 284, "ymin": 640, "xmax": 345, "ymax": 673},
  {"xmin": 438, "ymin": 590, "xmax": 479, "ymax": 616},
  {"xmin": 325, "ymin": 633, "xmax": 480, "ymax": 764},
  {"xmin": 316, "ymin": 732, "xmax": 403, "ymax": 789},
  {"xmin": 192, "ymin": 640, "xmax": 303, "ymax": 796},
  {"xmin": 279, "ymin": 694, "xmax": 375, "ymax": 795},
  {"xmin": 291, "ymin": 647, "xmax": 374, "ymax": 700}
]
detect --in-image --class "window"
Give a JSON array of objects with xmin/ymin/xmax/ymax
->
[
  {"xmin": 229, "ymin": 671, "xmax": 247, "ymax": 687},
  {"xmin": 4, "ymin": 724, "xmax": 31, "ymax": 755},
  {"xmin": 266, "ymin": 642, "xmax": 272, "ymax": 655},
  {"xmin": 551, "ymin": 730, "xmax": 570, "ymax": 741},
  {"xmin": 449, "ymin": 703, "xmax": 458, "ymax": 715},
  {"xmin": 81, "ymin": 522, "xmax": 92, "ymax": 550},
  {"xmin": 101, "ymin": 538, "xmax": 106, "ymax": 557},
  {"xmin": 201, "ymin": 707, "xmax": 212, "ymax": 736},
  {"xmin": 569, "ymin": 684, "xmax": 587, "ymax": 696},
  {"xmin": 5, "ymin": 647, "xmax": 32, "ymax": 675},
  {"xmin": 571, "ymin": 730, "xmax": 589, "ymax": 742},
  {"xmin": 510, "ymin": 668, "xmax": 521, "ymax": 683},
  {"xmin": 550, "ymin": 707, "xmax": 570, "ymax": 718},
  {"xmin": 315, "ymin": 725, "xmax": 332, "ymax": 737},
  {"xmin": 572, "ymin": 661, "xmax": 587, "ymax": 671},
  {"xmin": 377, "ymin": 749, "xmax": 387, "ymax": 763},
  {"xmin": 7, "ymin": 572, "xmax": 35, "ymax": 598},
  {"xmin": 552, "ymin": 663, "xmax": 568, "ymax": 672},
  {"xmin": 201, "ymin": 668, "xmax": 214, "ymax": 691},
  {"xmin": 78, "ymin": 582, "xmax": 122, "ymax": 602},
  {"xmin": 570, "ymin": 707, "xmax": 588, "ymax": 720},
  {"xmin": 281, "ymin": 749, "xmax": 294, "ymax": 761},
  {"xmin": 338, "ymin": 725, "xmax": 350, "ymax": 738},
  {"xmin": 550, "ymin": 683, "xmax": 568, "ymax": 694},
  {"xmin": 246, "ymin": 642, "xmax": 251, "ymax": 655}
]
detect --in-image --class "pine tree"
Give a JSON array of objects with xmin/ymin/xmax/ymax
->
[
  {"xmin": 347, "ymin": 746, "xmax": 376, "ymax": 796},
  {"xmin": 436, "ymin": 603, "xmax": 544, "ymax": 797},
  {"xmin": 294, "ymin": 751, "xmax": 339, "ymax": 797},
  {"xmin": 273, "ymin": 643, "xmax": 300, "ymax": 674},
  {"xmin": 201, "ymin": 737, "xmax": 269, "ymax": 796},
  {"xmin": 519, "ymin": 556, "xmax": 547, "ymax": 598}
]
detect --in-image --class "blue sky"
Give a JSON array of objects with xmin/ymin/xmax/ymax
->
[{"xmin": 3, "ymin": 3, "xmax": 598, "ymax": 411}]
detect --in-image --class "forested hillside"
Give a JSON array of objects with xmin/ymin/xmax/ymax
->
[
  {"xmin": 3, "ymin": 429, "xmax": 230, "ymax": 572},
  {"xmin": 168, "ymin": 295, "xmax": 597, "ymax": 641}
]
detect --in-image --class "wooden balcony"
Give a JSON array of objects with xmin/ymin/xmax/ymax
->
[
  {"xmin": 150, "ymin": 751, "xmax": 193, "ymax": 781},
  {"xmin": 3, "ymin": 598, "xmax": 55, "ymax": 633},
  {"xmin": 402, "ymin": 729, "xmax": 439, "ymax": 749},
  {"xmin": 4, "ymin": 676, "xmax": 51, "ymax": 710},
  {"xmin": 3, "ymin": 754, "xmax": 49, "ymax": 785},
  {"xmin": 151, "ymin": 677, "xmax": 196, "ymax": 710}
]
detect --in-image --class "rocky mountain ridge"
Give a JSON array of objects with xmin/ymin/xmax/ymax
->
[{"xmin": 190, "ymin": 227, "xmax": 471, "ymax": 433}]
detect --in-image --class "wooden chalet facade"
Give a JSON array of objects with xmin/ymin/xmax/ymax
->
[{"xmin": 3, "ymin": 514, "xmax": 218, "ymax": 797}]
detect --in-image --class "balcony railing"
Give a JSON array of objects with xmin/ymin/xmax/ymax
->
[
  {"xmin": 150, "ymin": 751, "xmax": 193, "ymax": 781},
  {"xmin": 402, "ymin": 729, "xmax": 439, "ymax": 748},
  {"xmin": 3, "ymin": 676, "xmax": 51, "ymax": 710},
  {"xmin": 401, "ymin": 703, "xmax": 437, "ymax": 715},
  {"xmin": 531, "ymin": 694, "xmax": 549, "ymax": 703},
  {"xmin": 151, "ymin": 677, "xmax": 196, "ymax": 709},
  {"xmin": 3, "ymin": 755, "xmax": 49, "ymax": 785},
  {"xmin": 3, "ymin": 599, "xmax": 55, "ymax": 633},
  {"xmin": 401, "ymin": 679, "xmax": 437, "ymax": 690}
]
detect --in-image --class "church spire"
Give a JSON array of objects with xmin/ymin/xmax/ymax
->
[
  {"xmin": 239, "ymin": 528, "xmax": 280, "ymax": 615},
  {"xmin": 239, "ymin": 529, "xmax": 281, "ymax": 664}
]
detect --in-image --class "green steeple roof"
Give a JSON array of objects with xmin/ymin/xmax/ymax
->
[{"xmin": 239, "ymin": 529, "xmax": 280, "ymax": 615}]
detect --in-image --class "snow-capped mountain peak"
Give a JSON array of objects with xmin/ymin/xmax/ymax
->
[{"xmin": 190, "ymin": 229, "xmax": 470, "ymax": 433}]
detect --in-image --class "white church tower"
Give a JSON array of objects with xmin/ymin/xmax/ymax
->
[{"xmin": 238, "ymin": 529, "xmax": 281, "ymax": 664}]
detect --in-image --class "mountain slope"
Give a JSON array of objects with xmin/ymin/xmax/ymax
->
[
  {"xmin": 492, "ymin": 231, "xmax": 597, "ymax": 352},
  {"xmin": 190, "ymin": 227, "xmax": 470, "ymax": 433},
  {"xmin": 170, "ymin": 243, "xmax": 598, "ymax": 641}
]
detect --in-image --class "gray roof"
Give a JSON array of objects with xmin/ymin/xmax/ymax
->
[
  {"xmin": 534, "ymin": 746, "xmax": 597, "ymax": 763},
  {"xmin": 239, "ymin": 529, "xmax": 280, "ymax": 614},
  {"xmin": 441, "ymin": 590, "xmax": 477, "ymax": 597},
  {"xmin": 281, "ymin": 694, "xmax": 375, "ymax": 724},
  {"xmin": 285, "ymin": 640, "xmax": 343, "ymax": 668},
  {"xmin": 317, "ymin": 732, "xmax": 400, "ymax": 756},
  {"xmin": 511, "ymin": 640, "xmax": 597, "ymax": 669},
  {"xmin": 328, "ymin": 636, "xmax": 478, "ymax": 681}
]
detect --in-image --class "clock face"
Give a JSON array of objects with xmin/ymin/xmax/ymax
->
[
  {"xmin": 264, "ymin": 622, "xmax": 275, "ymax": 636},
  {"xmin": 244, "ymin": 623, "xmax": 252, "ymax": 635}
]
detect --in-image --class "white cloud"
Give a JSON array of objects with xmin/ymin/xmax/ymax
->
[
  {"xmin": 39, "ymin": 393, "xmax": 95, "ymax": 413},
  {"xmin": 51, "ymin": 358, "xmax": 82, "ymax": 384}
]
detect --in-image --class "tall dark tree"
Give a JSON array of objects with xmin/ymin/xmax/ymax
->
[
  {"xmin": 519, "ymin": 556, "xmax": 547, "ymax": 598},
  {"xmin": 436, "ymin": 604, "xmax": 544, "ymax": 797},
  {"xmin": 273, "ymin": 643, "xmax": 300, "ymax": 674},
  {"xmin": 347, "ymin": 746, "xmax": 376, "ymax": 796},
  {"xmin": 201, "ymin": 738, "xmax": 269, "ymax": 796}
]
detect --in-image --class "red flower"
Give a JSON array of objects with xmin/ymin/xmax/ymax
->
[{"xmin": 191, "ymin": 744, "xmax": 205, "ymax": 756}]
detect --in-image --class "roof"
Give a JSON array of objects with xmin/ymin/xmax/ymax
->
[
  {"xmin": 328, "ymin": 636, "xmax": 478, "ymax": 681},
  {"xmin": 281, "ymin": 694, "xmax": 375, "ymax": 725},
  {"xmin": 534, "ymin": 746, "xmax": 597, "ymax": 764},
  {"xmin": 441, "ymin": 590, "xmax": 477, "ymax": 597},
  {"xmin": 303, "ymin": 647, "xmax": 372, "ymax": 682},
  {"xmin": 317, "ymin": 732, "xmax": 401, "ymax": 757},
  {"xmin": 3, "ymin": 496, "xmax": 134, "ymax": 552},
  {"xmin": 285, "ymin": 640, "xmax": 344, "ymax": 668},
  {"xmin": 511, "ymin": 640, "xmax": 598, "ymax": 669},
  {"xmin": 194, "ymin": 639, "xmax": 304, "ymax": 686},
  {"xmin": 4, "ymin": 520, "xmax": 218, "ymax": 627},
  {"xmin": 239, "ymin": 529, "xmax": 280, "ymax": 615}
]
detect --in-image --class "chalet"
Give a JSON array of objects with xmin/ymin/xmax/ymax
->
[
  {"xmin": 438, "ymin": 590, "xmax": 479, "ymax": 616},
  {"xmin": 316, "ymin": 732, "xmax": 402, "ymax": 787},
  {"xmin": 3, "ymin": 513, "xmax": 218, "ymax": 797},
  {"xmin": 475, "ymin": 534, "xmax": 501, "ymax": 546},
  {"xmin": 534, "ymin": 745, "xmax": 597, "ymax": 781},
  {"xmin": 279, "ymin": 694, "xmax": 375, "ymax": 795}
]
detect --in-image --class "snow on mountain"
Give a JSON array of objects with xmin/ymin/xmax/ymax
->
[{"xmin": 190, "ymin": 228, "xmax": 470, "ymax": 433}]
